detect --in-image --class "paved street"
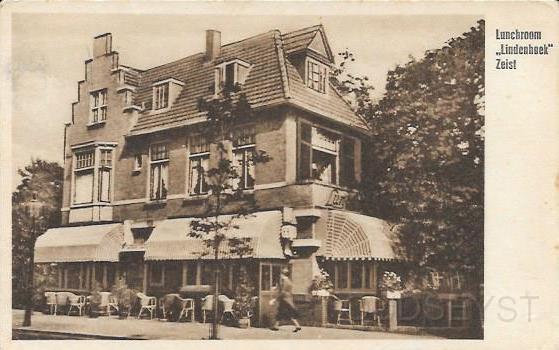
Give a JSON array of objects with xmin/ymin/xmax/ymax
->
[{"xmin": 12, "ymin": 310, "xmax": 440, "ymax": 340}]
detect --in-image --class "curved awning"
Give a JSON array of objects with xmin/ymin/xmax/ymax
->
[
  {"xmin": 35, "ymin": 223, "xmax": 124, "ymax": 263},
  {"xmin": 315, "ymin": 210, "xmax": 396, "ymax": 261},
  {"xmin": 144, "ymin": 210, "xmax": 284, "ymax": 261}
]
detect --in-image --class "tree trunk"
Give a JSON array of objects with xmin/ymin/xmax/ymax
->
[{"xmin": 23, "ymin": 218, "xmax": 35, "ymax": 327}]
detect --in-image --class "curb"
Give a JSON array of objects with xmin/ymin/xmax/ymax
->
[{"xmin": 12, "ymin": 328, "xmax": 146, "ymax": 340}]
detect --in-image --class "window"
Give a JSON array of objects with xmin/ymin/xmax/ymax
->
[
  {"xmin": 200, "ymin": 264, "xmax": 213, "ymax": 285},
  {"xmin": 306, "ymin": 58, "xmax": 327, "ymax": 93},
  {"xmin": 184, "ymin": 262, "xmax": 197, "ymax": 286},
  {"xmin": 149, "ymin": 143, "xmax": 169, "ymax": 200},
  {"xmin": 133, "ymin": 154, "xmax": 143, "ymax": 171},
  {"xmin": 215, "ymin": 60, "xmax": 251, "ymax": 94},
  {"xmin": 150, "ymin": 263, "xmax": 165, "ymax": 286},
  {"xmin": 430, "ymin": 271, "xmax": 443, "ymax": 289},
  {"xmin": 124, "ymin": 90, "xmax": 133, "ymax": 106},
  {"xmin": 74, "ymin": 150, "xmax": 95, "ymax": 204},
  {"xmin": 327, "ymin": 261, "xmax": 377, "ymax": 291},
  {"xmin": 232, "ymin": 128, "xmax": 256, "ymax": 190},
  {"xmin": 73, "ymin": 148, "xmax": 114, "ymax": 205},
  {"xmin": 260, "ymin": 263, "xmax": 283, "ymax": 291},
  {"xmin": 188, "ymin": 136, "xmax": 209, "ymax": 195},
  {"xmin": 90, "ymin": 89, "xmax": 108, "ymax": 123},
  {"xmin": 153, "ymin": 83, "xmax": 169, "ymax": 110},
  {"xmin": 98, "ymin": 149, "xmax": 112, "ymax": 202},
  {"xmin": 298, "ymin": 122, "xmax": 357, "ymax": 187}
]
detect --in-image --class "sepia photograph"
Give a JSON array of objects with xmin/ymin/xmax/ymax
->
[
  {"xmin": 1, "ymin": 2, "xmax": 555, "ymax": 347},
  {"xmin": 7, "ymin": 13, "xmax": 485, "ymax": 340}
]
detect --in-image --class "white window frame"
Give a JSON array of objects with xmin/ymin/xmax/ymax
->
[
  {"xmin": 72, "ymin": 146, "xmax": 115, "ymax": 205},
  {"xmin": 133, "ymin": 154, "xmax": 143, "ymax": 172},
  {"xmin": 214, "ymin": 59, "xmax": 251, "ymax": 95},
  {"xmin": 305, "ymin": 57, "xmax": 328, "ymax": 94},
  {"xmin": 152, "ymin": 83, "xmax": 169, "ymax": 110},
  {"xmin": 90, "ymin": 89, "xmax": 108, "ymax": 124},
  {"xmin": 148, "ymin": 143, "xmax": 169, "ymax": 201}
]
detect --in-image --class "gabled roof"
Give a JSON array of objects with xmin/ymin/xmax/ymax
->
[
  {"xmin": 281, "ymin": 24, "xmax": 334, "ymax": 62},
  {"xmin": 127, "ymin": 25, "xmax": 369, "ymax": 136}
]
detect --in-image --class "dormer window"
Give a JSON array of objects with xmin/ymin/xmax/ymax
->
[
  {"xmin": 153, "ymin": 83, "xmax": 169, "ymax": 110},
  {"xmin": 214, "ymin": 59, "xmax": 251, "ymax": 94},
  {"xmin": 306, "ymin": 58, "xmax": 328, "ymax": 94},
  {"xmin": 151, "ymin": 78, "xmax": 184, "ymax": 112}
]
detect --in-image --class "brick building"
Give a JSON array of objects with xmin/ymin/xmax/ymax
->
[{"xmin": 34, "ymin": 25, "xmax": 400, "ymax": 325}]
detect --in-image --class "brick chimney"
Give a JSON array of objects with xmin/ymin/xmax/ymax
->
[
  {"xmin": 93, "ymin": 33, "xmax": 112, "ymax": 58},
  {"xmin": 205, "ymin": 30, "xmax": 221, "ymax": 61}
]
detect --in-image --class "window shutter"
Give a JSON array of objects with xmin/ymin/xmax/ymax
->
[
  {"xmin": 340, "ymin": 137, "xmax": 355, "ymax": 187},
  {"xmin": 298, "ymin": 122, "xmax": 312, "ymax": 180}
]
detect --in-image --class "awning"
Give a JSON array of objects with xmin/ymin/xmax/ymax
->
[
  {"xmin": 144, "ymin": 210, "xmax": 284, "ymax": 261},
  {"xmin": 315, "ymin": 210, "xmax": 396, "ymax": 261},
  {"xmin": 35, "ymin": 223, "xmax": 124, "ymax": 263}
]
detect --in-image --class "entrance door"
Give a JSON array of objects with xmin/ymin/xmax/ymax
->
[{"xmin": 258, "ymin": 262, "xmax": 285, "ymax": 327}]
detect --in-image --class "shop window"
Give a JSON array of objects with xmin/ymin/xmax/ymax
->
[
  {"xmin": 350, "ymin": 262, "xmax": 362, "ymax": 289},
  {"xmin": 94, "ymin": 263, "xmax": 104, "ymax": 286},
  {"xmin": 201, "ymin": 264, "xmax": 213, "ymax": 285},
  {"xmin": 185, "ymin": 262, "xmax": 197, "ymax": 286},
  {"xmin": 65, "ymin": 264, "xmax": 81, "ymax": 290},
  {"xmin": 150, "ymin": 263, "xmax": 165, "ymax": 287},
  {"xmin": 337, "ymin": 262, "xmax": 348, "ymax": 289},
  {"xmin": 261, "ymin": 263, "xmax": 283, "ymax": 291},
  {"xmin": 332, "ymin": 261, "xmax": 377, "ymax": 291},
  {"xmin": 149, "ymin": 143, "xmax": 168, "ymax": 200}
]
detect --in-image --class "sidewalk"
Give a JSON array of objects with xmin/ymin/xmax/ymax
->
[{"xmin": 12, "ymin": 310, "xmax": 441, "ymax": 340}]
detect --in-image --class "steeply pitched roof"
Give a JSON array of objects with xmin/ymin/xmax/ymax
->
[{"xmin": 128, "ymin": 25, "xmax": 369, "ymax": 136}]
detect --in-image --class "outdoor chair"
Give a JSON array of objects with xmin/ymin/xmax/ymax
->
[
  {"xmin": 68, "ymin": 295, "xmax": 86, "ymax": 316},
  {"xmin": 137, "ymin": 292, "xmax": 157, "ymax": 320},
  {"xmin": 177, "ymin": 297, "xmax": 195, "ymax": 322},
  {"xmin": 45, "ymin": 292, "xmax": 57, "ymax": 315},
  {"xmin": 359, "ymin": 296, "xmax": 381, "ymax": 326},
  {"xmin": 99, "ymin": 292, "xmax": 119, "ymax": 316},
  {"xmin": 218, "ymin": 294, "xmax": 236, "ymax": 324},
  {"xmin": 332, "ymin": 295, "xmax": 353, "ymax": 325},
  {"xmin": 201, "ymin": 295, "xmax": 214, "ymax": 323}
]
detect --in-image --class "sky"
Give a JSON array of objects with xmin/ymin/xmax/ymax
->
[{"xmin": 11, "ymin": 13, "xmax": 480, "ymax": 189}]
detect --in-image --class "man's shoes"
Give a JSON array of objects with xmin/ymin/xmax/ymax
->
[
  {"xmin": 293, "ymin": 327, "xmax": 302, "ymax": 333},
  {"xmin": 270, "ymin": 327, "xmax": 279, "ymax": 331}
]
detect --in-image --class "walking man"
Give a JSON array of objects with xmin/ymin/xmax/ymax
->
[{"xmin": 270, "ymin": 267, "xmax": 302, "ymax": 332}]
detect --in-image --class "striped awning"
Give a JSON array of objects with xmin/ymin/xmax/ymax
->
[
  {"xmin": 315, "ymin": 210, "xmax": 396, "ymax": 261},
  {"xmin": 144, "ymin": 210, "xmax": 284, "ymax": 261},
  {"xmin": 35, "ymin": 223, "xmax": 124, "ymax": 263}
]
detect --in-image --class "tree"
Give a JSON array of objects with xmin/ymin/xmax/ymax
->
[
  {"xmin": 189, "ymin": 86, "xmax": 270, "ymax": 339},
  {"xmin": 12, "ymin": 159, "xmax": 63, "ymax": 317},
  {"xmin": 364, "ymin": 20, "xmax": 485, "ymax": 289},
  {"xmin": 331, "ymin": 21, "xmax": 484, "ymax": 292}
]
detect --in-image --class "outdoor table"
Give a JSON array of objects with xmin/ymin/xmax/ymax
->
[{"xmin": 178, "ymin": 285, "xmax": 211, "ymax": 321}]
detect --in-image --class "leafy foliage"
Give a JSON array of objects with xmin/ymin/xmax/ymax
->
[
  {"xmin": 333, "ymin": 20, "xmax": 484, "ymax": 289},
  {"xmin": 234, "ymin": 265, "xmax": 256, "ymax": 318},
  {"xmin": 12, "ymin": 159, "xmax": 63, "ymax": 308},
  {"xmin": 191, "ymin": 87, "xmax": 271, "ymax": 336}
]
